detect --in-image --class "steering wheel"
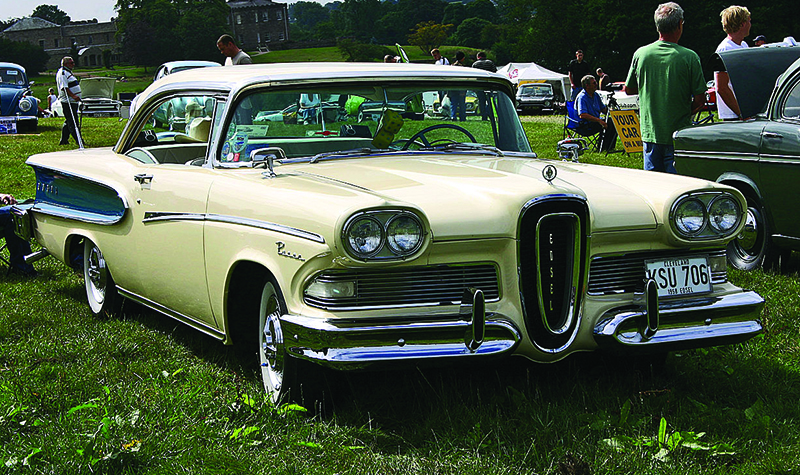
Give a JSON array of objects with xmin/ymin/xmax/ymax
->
[{"xmin": 401, "ymin": 124, "xmax": 477, "ymax": 150}]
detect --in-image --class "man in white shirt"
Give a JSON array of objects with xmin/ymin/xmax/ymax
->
[
  {"xmin": 715, "ymin": 5, "xmax": 751, "ymax": 120},
  {"xmin": 56, "ymin": 56, "xmax": 81, "ymax": 145},
  {"xmin": 217, "ymin": 34, "xmax": 253, "ymax": 66}
]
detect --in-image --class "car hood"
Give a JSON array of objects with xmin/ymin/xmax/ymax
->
[
  {"xmin": 0, "ymin": 88, "xmax": 24, "ymax": 116},
  {"xmin": 274, "ymin": 154, "xmax": 708, "ymax": 240},
  {"xmin": 712, "ymin": 47, "xmax": 800, "ymax": 118}
]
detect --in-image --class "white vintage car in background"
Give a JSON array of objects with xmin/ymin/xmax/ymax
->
[{"xmin": 16, "ymin": 63, "xmax": 764, "ymax": 404}]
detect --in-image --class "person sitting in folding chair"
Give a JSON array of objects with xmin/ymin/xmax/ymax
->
[
  {"xmin": 0, "ymin": 193, "xmax": 36, "ymax": 277},
  {"xmin": 575, "ymin": 75, "xmax": 617, "ymax": 152}
]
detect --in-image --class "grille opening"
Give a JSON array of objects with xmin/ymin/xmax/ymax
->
[
  {"xmin": 304, "ymin": 264, "xmax": 500, "ymax": 310},
  {"xmin": 519, "ymin": 198, "xmax": 589, "ymax": 351}
]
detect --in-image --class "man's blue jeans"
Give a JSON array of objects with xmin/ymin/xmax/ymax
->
[
  {"xmin": 643, "ymin": 142, "xmax": 677, "ymax": 174},
  {"xmin": 0, "ymin": 206, "xmax": 34, "ymax": 274}
]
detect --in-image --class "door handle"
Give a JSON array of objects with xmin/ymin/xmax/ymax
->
[
  {"xmin": 761, "ymin": 131, "xmax": 783, "ymax": 139},
  {"xmin": 134, "ymin": 173, "xmax": 153, "ymax": 184}
]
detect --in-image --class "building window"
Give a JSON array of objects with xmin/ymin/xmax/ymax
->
[
  {"xmin": 71, "ymin": 37, "xmax": 76, "ymax": 45},
  {"xmin": 254, "ymin": 12, "xmax": 258, "ymax": 22},
  {"xmin": 39, "ymin": 39, "xmax": 45, "ymax": 48},
  {"xmin": 262, "ymin": 11, "xmax": 269, "ymax": 21},
  {"xmin": 257, "ymin": 33, "xmax": 261, "ymax": 45},
  {"xmin": 88, "ymin": 35, "xmax": 93, "ymax": 44},
  {"xmin": 265, "ymin": 33, "xmax": 271, "ymax": 43},
  {"xmin": 276, "ymin": 10, "xmax": 283, "ymax": 21},
  {"xmin": 105, "ymin": 33, "xmax": 109, "ymax": 41},
  {"xmin": 279, "ymin": 32, "xmax": 285, "ymax": 41},
  {"xmin": 238, "ymin": 35, "xmax": 244, "ymax": 46},
  {"xmin": 54, "ymin": 39, "xmax": 59, "ymax": 47},
  {"xmin": 236, "ymin": 14, "xmax": 241, "ymax": 25}
]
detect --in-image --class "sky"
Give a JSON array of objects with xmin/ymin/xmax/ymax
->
[{"xmin": 1, "ymin": 0, "xmax": 325, "ymax": 24}]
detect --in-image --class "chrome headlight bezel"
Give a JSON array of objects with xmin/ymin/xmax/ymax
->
[
  {"xmin": 342, "ymin": 210, "xmax": 426, "ymax": 261},
  {"xmin": 670, "ymin": 192, "xmax": 743, "ymax": 240},
  {"xmin": 343, "ymin": 216, "xmax": 384, "ymax": 258},
  {"xmin": 19, "ymin": 97, "xmax": 33, "ymax": 112}
]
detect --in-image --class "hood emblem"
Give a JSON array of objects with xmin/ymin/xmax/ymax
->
[{"xmin": 542, "ymin": 164, "xmax": 557, "ymax": 183}]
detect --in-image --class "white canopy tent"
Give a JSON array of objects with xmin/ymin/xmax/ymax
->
[{"xmin": 497, "ymin": 62, "xmax": 571, "ymax": 103}]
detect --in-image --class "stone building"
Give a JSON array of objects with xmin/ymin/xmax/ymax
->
[
  {"xmin": 227, "ymin": 0, "xmax": 289, "ymax": 51},
  {"xmin": 1, "ymin": 17, "xmax": 120, "ymax": 70}
]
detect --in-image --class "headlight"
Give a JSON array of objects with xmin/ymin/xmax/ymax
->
[
  {"xmin": 345, "ymin": 217, "xmax": 384, "ymax": 258},
  {"xmin": 342, "ymin": 210, "xmax": 426, "ymax": 260},
  {"xmin": 673, "ymin": 198, "xmax": 706, "ymax": 236},
  {"xmin": 708, "ymin": 196, "xmax": 740, "ymax": 233},
  {"xmin": 19, "ymin": 97, "xmax": 33, "ymax": 112},
  {"xmin": 671, "ymin": 192, "xmax": 743, "ymax": 240},
  {"xmin": 386, "ymin": 214, "xmax": 423, "ymax": 255}
]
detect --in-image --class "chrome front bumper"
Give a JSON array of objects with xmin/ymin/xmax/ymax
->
[
  {"xmin": 280, "ymin": 312, "xmax": 521, "ymax": 370},
  {"xmin": 593, "ymin": 290, "xmax": 764, "ymax": 351}
]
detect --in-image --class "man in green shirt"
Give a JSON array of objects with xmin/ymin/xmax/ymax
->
[{"xmin": 624, "ymin": 2, "xmax": 706, "ymax": 173}]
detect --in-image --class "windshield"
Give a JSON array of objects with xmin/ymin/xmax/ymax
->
[
  {"xmin": 519, "ymin": 85, "xmax": 552, "ymax": 96},
  {"xmin": 0, "ymin": 68, "xmax": 27, "ymax": 87},
  {"xmin": 218, "ymin": 83, "xmax": 531, "ymax": 164}
]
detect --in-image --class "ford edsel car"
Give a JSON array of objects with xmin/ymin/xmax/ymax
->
[
  {"xmin": 0, "ymin": 62, "xmax": 38, "ymax": 133},
  {"xmin": 16, "ymin": 63, "xmax": 764, "ymax": 404},
  {"xmin": 675, "ymin": 46, "xmax": 800, "ymax": 271}
]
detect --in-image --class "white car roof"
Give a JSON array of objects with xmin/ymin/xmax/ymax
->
[{"xmin": 137, "ymin": 62, "xmax": 511, "ymax": 103}]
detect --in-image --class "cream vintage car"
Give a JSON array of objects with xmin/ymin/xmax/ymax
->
[{"xmin": 16, "ymin": 63, "xmax": 764, "ymax": 404}]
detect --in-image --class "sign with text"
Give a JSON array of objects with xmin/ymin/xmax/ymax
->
[{"xmin": 610, "ymin": 110, "xmax": 643, "ymax": 153}]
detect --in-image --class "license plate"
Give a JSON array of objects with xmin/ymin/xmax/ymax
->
[{"xmin": 645, "ymin": 256, "xmax": 711, "ymax": 297}]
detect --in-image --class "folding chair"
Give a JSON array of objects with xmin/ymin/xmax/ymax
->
[
  {"xmin": 563, "ymin": 101, "xmax": 601, "ymax": 151},
  {"xmin": 692, "ymin": 89, "xmax": 716, "ymax": 125}
]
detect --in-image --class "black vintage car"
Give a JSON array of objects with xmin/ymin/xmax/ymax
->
[{"xmin": 675, "ymin": 46, "xmax": 800, "ymax": 271}]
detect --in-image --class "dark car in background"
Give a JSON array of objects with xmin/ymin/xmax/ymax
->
[
  {"xmin": 0, "ymin": 62, "xmax": 38, "ymax": 133},
  {"xmin": 675, "ymin": 46, "xmax": 800, "ymax": 271},
  {"xmin": 515, "ymin": 83, "xmax": 554, "ymax": 114}
]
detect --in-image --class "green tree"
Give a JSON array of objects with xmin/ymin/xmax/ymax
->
[
  {"xmin": 0, "ymin": 38, "xmax": 49, "ymax": 73},
  {"xmin": 291, "ymin": 1, "xmax": 330, "ymax": 29},
  {"xmin": 451, "ymin": 17, "xmax": 492, "ymax": 48},
  {"xmin": 31, "ymin": 4, "xmax": 70, "ymax": 25},
  {"xmin": 442, "ymin": 3, "xmax": 467, "ymax": 29},
  {"xmin": 408, "ymin": 21, "xmax": 451, "ymax": 54},
  {"xmin": 465, "ymin": 0, "xmax": 498, "ymax": 24}
]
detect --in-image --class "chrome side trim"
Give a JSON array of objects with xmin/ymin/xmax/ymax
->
[
  {"xmin": 674, "ymin": 150, "xmax": 759, "ymax": 162},
  {"xmin": 143, "ymin": 212, "xmax": 206, "ymax": 223},
  {"xmin": 32, "ymin": 202, "xmax": 124, "ymax": 225},
  {"xmin": 593, "ymin": 290, "xmax": 764, "ymax": 350},
  {"xmin": 138, "ymin": 212, "xmax": 325, "ymax": 244},
  {"xmin": 116, "ymin": 286, "xmax": 226, "ymax": 341},
  {"xmin": 759, "ymin": 155, "xmax": 800, "ymax": 163},
  {"xmin": 206, "ymin": 214, "xmax": 325, "ymax": 244},
  {"xmin": 280, "ymin": 313, "xmax": 521, "ymax": 368}
]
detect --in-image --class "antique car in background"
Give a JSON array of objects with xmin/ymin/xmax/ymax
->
[
  {"xmin": 0, "ymin": 62, "xmax": 38, "ymax": 133},
  {"xmin": 15, "ymin": 63, "xmax": 764, "ymax": 404},
  {"xmin": 675, "ymin": 46, "xmax": 800, "ymax": 271},
  {"xmin": 152, "ymin": 60, "xmax": 221, "ymax": 82},
  {"xmin": 515, "ymin": 83, "xmax": 554, "ymax": 114},
  {"xmin": 78, "ymin": 77, "xmax": 122, "ymax": 118}
]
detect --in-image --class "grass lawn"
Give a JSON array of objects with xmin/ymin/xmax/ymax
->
[{"xmin": 1, "ymin": 115, "xmax": 799, "ymax": 474}]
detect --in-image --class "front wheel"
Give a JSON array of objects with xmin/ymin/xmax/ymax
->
[
  {"xmin": 259, "ymin": 282, "xmax": 295, "ymax": 403},
  {"xmin": 727, "ymin": 192, "xmax": 777, "ymax": 271},
  {"xmin": 83, "ymin": 239, "xmax": 120, "ymax": 317}
]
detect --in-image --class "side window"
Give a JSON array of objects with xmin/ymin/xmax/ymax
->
[
  {"xmin": 126, "ymin": 95, "xmax": 216, "ymax": 165},
  {"xmin": 782, "ymin": 80, "xmax": 800, "ymax": 120}
]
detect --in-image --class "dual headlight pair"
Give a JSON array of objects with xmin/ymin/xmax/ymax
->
[
  {"xmin": 343, "ymin": 210, "xmax": 425, "ymax": 260},
  {"xmin": 671, "ymin": 192, "xmax": 741, "ymax": 239}
]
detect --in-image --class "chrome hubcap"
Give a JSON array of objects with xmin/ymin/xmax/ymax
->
[
  {"xmin": 736, "ymin": 208, "xmax": 759, "ymax": 254},
  {"xmin": 260, "ymin": 292, "xmax": 284, "ymax": 393},
  {"xmin": 87, "ymin": 246, "xmax": 107, "ymax": 302}
]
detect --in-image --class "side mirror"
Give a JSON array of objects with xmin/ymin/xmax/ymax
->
[{"xmin": 250, "ymin": 147, "xmax": 287, "ymax": 178}]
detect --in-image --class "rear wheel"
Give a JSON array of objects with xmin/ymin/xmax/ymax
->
[{"xmin": 83, "ymin": 239, "xmax": 120, "ymax": 317}]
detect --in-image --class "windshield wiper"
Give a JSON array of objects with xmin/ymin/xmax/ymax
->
[
  {"xmin": 309, "ymin": 148, "xmax": 375, "ymax": 164},
  {"xmin": 419, "ymin": 142, "xmax": 505, "ymax": 157}
]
